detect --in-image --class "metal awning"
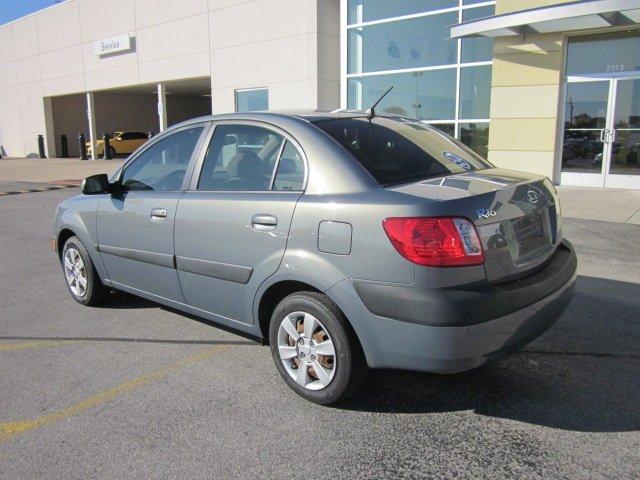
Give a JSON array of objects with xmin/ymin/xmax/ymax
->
[{"xmin": 450, "ymin": 0, "xmax": 640, "ymax": 38}]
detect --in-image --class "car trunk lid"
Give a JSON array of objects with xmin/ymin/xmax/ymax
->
[{"xmin": 389, "ymin": 168, "xmax": 562, "ymax": 283}]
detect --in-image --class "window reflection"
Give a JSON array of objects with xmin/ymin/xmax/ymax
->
[
  {"xmin": 461, "ymin": 6, "xmax": 495, "ymax": 63},
  {"xmin": 564, "ymin": 82, "xmax": 608, "ymax": 129},
  {"xmin": 431, "ymin": 124, "xmax": 455, "ymax": 136},
  {"xmin": 347, "ymin": 69, "xmax": 456, "ymax": 120},
  {"xmin": 347, "ymin": 12, "xmax": 458, "ymax": 74},
  {"xmin": 567, "ymin": 31, "xmax": 640, "ymax": 76},
  {"xmin": 459, "ymin": 65, "xmax": 492, "ymax": 119},
  {"xmin": 347, "ymin": 0, "xmax": 456, "ymax": 24},
  {"xmin": 459, "ymin": 122, "xmax": 489, "ymax": 158},
  {"xmin": 235, "ymin": 88, "xmax": 268, "ymax": 113}
]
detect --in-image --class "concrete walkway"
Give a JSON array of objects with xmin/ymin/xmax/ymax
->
[
  {"xmin": 0, "ymin": 157, "xmax": 124, "ymax": 184},
  {"xmin": 557, "ymin": 186, "xmax": 640, "ymax": 225}
]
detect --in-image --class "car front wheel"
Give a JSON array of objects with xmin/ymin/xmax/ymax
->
[
  {"xmin": 269, "ymin": 292, "xmax": 367, "ymax": 405},
  {"xmin": 61, "ymin": 236, "xmax": 108, "ymax": 306}
]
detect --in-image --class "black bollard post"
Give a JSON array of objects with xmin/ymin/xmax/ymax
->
[
  {"xmin": 102, "ymin": 133, "xmax": 112, "ymax": 160},
  {"xmin": 37, "ymin": 135, "xmax": 46, "ymax": 158},
  {"xmin": 79, "ymin": 133, "xmax": 88, "ymax": 160},
  {"xmin": 60, "ymin": 135, "xmax": 69, "ymax": 158}
]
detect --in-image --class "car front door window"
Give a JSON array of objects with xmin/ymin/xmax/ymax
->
[{"xmin": 121, "ymin": 126, "xmax": 204, "ymax": 192}]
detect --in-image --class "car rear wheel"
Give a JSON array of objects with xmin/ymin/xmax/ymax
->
[
  {"xmin": 61, "ymin": 236, "xmax": 108, "ymax": 306},
  {"xmin": 269, "ymin": 292, "xmax": 367, "ymax": 405}
]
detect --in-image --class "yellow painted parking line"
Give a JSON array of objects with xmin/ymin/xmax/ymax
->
[
  {"xmin": 0, "ymin": 345, "xmax": 228, "ymax": 442},
  {"xmin": 0, "ymin": 340, "xmax": 79, "ymax": 352}
]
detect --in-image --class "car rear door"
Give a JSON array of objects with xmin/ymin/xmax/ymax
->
[
  {"xmin": 174, "ymin": 121, "xmax": 306, "ymax": 325},
  {"xmin": 96, "ymin": 123, "xmax": 208, "ymax": 302}
]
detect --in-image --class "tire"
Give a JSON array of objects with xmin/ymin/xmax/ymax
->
[
  {"xmin": 61, "ymin": 236, "xmax": 108, "ymax": 306},
  {"xmin": 269, "ymin": 291, "xmax": 367, "ymax": 405},
  {"xmin": 107, "ymin": 146, "xmax": 116, "ymax": 158}
]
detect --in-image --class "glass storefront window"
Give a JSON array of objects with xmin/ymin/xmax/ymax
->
[
  {"xmin": 566, "ymin": 31, "xmax": 640, "ymax": 76},
  {"xmin": 347, "ymin": 0, "xmax": 457, "ymax": 24},
  {"xmin": 347, "ymin": 12, "xmax": 458, "ymax": 74},
  {"xmin": 235, "ymin": 88, "xmax": 268, "ymax": 112},
  {"xmin": 459, "ymin": 122, "xmax": 490, "ymax": 158},
  {"xmin": 459, "ymin": 65, "xmax": 492, "ymax": 119},
  {"xmin": 345, "ymin": 1, "xmax": 496, "ymax": 158},
  {"xmin": 461, "ymin": 6, "xmax": 495, "ymax": 63},
  {"xmin": 347, "ymin": 69, "xmax": 456, "ymax": 121},
  {"xmin": 431, "ymin": 124, "xmax": 455, "ymax": 136}
]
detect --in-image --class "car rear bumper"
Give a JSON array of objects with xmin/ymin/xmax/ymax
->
[{"xmin": 327, "ymin": 240, "xmax": 577, "ymax": 373}]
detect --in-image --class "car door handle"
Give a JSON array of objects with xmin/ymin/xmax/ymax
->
[
  {"xmin": 251, "ymin": 214, "xmax": 277, "ymax": 231},
  {"xmin": 150, "ymin": 208, "xmax": 167, "ymax": 219}
]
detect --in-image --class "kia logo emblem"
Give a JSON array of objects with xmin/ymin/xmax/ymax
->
[{"xmin": 527, "ymin": 190, "xmax": 539, "ymax": 204}]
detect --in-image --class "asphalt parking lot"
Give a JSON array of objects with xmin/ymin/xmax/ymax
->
[{"xmin": 1, "ymin": 187, "xmax": 639, "ymax": 479}]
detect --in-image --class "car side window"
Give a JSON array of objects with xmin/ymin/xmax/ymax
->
[
  {"xmin": 121, "ymin": 126, "xmax": 203, "ymax": 192},
  {"xmin": 273, "ymin": 141, "xmax": 304, "ymax": 191},
  {"xmin": 197, "ymin": 124, "xmax": 284, "ymax": 191}
]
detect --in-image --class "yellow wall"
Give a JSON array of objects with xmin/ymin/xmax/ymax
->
[{"xmin": 487, "ymin": 0, "xmax": 575, "ymax": 179}]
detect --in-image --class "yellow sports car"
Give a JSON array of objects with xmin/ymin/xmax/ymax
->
[{"xmin": 87, "ymin": 131, "xmax": 149, "ymax": 157}]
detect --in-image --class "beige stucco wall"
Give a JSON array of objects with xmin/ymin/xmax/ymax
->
[
  {"xmin": 0, "ymin": 0, "xmax": 339, "ymax": 157},
  {"xmin": 209, "ymin": 0, "xmax": 340, "ymax": 113},
  {"xmin": 487, "ymin": 0, "xmax": 575, "ymax": 180}
]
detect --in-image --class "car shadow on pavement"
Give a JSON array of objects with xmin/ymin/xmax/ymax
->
[
  {"xmin": 99, "ymin": 290, "xmax": 157, "ymax": 310},
  {"xmin": 339, "ymin": 275, "xmax": 640, "ymax": 433}
]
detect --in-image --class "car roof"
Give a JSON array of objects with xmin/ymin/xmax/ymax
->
[{"xmin": 166, "ymin": 110, "xmax": 413, "ymax": 131}]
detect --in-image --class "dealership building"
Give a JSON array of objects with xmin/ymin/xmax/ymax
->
[{"xmin": 0, "ymin": 0, "xmax": 639, "ymax": 189}]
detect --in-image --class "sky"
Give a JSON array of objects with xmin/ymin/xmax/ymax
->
[{"xmin": 0, "ymin": 0, "xmax": 61, "ymax": 26}]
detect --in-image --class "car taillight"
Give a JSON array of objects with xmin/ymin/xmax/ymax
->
[{"xmin": 382, "ymin": 217, "xmax": 484, "ymax": 267}]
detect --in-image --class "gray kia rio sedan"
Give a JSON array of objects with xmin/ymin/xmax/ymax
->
[{"xmin": 53, "ymin": 111, "xmax": 577, "ymax": 405}]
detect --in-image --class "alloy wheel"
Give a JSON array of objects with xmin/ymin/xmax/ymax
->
[
  {"xmin": 63, "ymin": 247, "xmax": 87, "ymax": 297},
  {"xmin": 277, "ymin": 311, "xmax": 337, "ymax": 390}
]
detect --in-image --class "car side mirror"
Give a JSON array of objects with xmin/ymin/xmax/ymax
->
[{"xmin": 82, "ymin": 174, "xmax": 112, "ymax": 195}]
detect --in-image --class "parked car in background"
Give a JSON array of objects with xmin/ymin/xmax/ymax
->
[
  {"xmin": 87, "ymin": 131, "xmax": 149, "ymax": 157},
  {"xmin": 53, "ymin": 112, "xmax": 577, "ymax": 405}
]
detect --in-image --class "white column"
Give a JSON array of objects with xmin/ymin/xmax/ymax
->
[
  {"xmin": 339, "ymin": 0, "xmax": 348, "ymax": 109},
  {"xmin": 43, "ymin": 97, "xmax": 56, "ymax": 157},
  {"xmin": 86, "ymin": 92, "xmax": 97, "ymax": 160},
  {"xmin": 157, "ymin": 83, "xmax": 167, "ymax": 132}
]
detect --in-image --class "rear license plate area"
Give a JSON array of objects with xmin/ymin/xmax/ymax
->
[{"xmin": 512, "ymin": 209, "xmax": 549, "ymax": 257}]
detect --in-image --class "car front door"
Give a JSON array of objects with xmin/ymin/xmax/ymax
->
[
  {"xmin": 97, "ymin": 124, "xmax": 208, "ymax": 302},
  {"xmin": 174, "ymin": 121, "xmax": 306, "ymax": 325}
]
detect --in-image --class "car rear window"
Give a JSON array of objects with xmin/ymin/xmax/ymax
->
[{"xmin": 312, "ymin": 117, "xmax": 491, "ymax": 186}]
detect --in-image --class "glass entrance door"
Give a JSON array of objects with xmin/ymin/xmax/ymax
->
[
  {"xmin": 561, "ymin": 76, "xmax": 640, "ymax": 189},
  {"xmin": 561, "ymin": 80, "xmax": 609, "ymax": 185},
  {"xmin": 608, "ymin": 78, "xmax": 640, "ymax": 188}
]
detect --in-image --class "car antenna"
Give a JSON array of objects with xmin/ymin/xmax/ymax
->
[{"xmin": 365, "ymin": 86, "xmax": 393, "ymax": 120}]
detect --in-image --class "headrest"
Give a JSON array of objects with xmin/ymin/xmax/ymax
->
[{"xmin": 228, "ymin": 151, "xmax": 262, "ymax": 178}]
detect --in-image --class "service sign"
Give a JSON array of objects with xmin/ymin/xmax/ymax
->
[{"xmin": 93, "ymin": 34, "xmax": 131, "ymax": 56}]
